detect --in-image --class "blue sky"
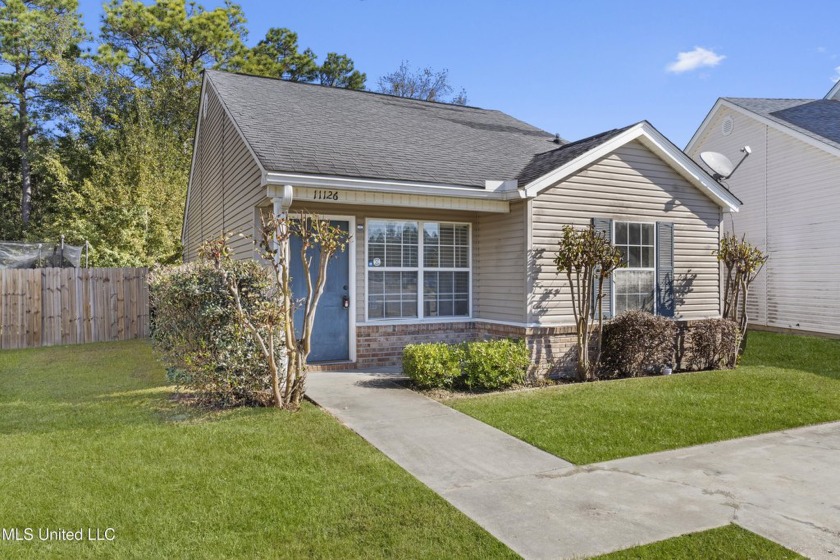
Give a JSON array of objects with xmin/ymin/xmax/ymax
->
[{"xmin": 77, "ymin": 0, "xmax": 840, "ymax": 148}]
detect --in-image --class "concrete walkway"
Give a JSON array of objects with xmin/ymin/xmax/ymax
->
[{"xmin": 307, "ymin": 370, "xmax": 840, "ymax": 560}]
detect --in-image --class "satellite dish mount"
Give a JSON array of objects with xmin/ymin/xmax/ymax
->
[{"xmin": 700, "ymin": 146, "xmax": 751, "ymax": 180}]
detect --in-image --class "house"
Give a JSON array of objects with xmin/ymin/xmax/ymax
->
[
  {"xmin": 686, "ymin": 82, "xmax": 840, "ymax": 337},
  {"xmin": 183, "ymin": 70, "xmax": 740, "ymax": 375}
]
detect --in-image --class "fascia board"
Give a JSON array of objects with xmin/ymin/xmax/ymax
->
[{"xmin": 264, "ymin": 172, "xmax": 512, "ymax": 201}]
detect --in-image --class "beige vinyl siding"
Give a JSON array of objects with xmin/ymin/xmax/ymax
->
[
  {"xmin": 475, "ymin": 203, "xmax": 527, "ymax": 322},
  {"xmin": 529, "ymin": 140, "xmax": 722, "ymax": 324},
  {"xmin": 284, "ymin": 202, "xmax": 481, "ymax": 324},
  {"xmin": 689, "ymin": 107, "xmax": 840, "ymax": 335},
  {"xmin": 183, "ymin": 85, "xmax": 263, "ymax": 262}
]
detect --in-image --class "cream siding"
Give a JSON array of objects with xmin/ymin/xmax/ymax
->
[
  {"xmin": 183, "ymin": 85, "xmax": 263, "ymax": 262},
  {"xmin": 689, "ymin": 107, "xmax": 840, "ymax": 335},
  {"xmin": 529, "ymin": 140, "xmax": 722, "ymax": 325},
  {"xmin": 475, "ymin": 202, "xmax": 528, "ymax": 323}
]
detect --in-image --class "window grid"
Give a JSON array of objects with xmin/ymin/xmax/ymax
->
[
  {"xmin": 613, "ymin": 222, "xmax": 656, "ymax": 316},
  {"xmin": 366, "ymin": 220, "xmax": 471, "ymax": 321}
]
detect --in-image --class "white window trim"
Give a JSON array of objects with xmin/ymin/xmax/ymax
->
[
  {"xmin": 612, "ymin": 220, "xmax": 657, "ymax": 316},
  {"xmin": 364, "ymin": 219, "xmax": 472, "ymax": 323}
]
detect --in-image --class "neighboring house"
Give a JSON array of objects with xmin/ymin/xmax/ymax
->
[
  {"xmin": 183, "ymin": 70, "xmax": 740, "ymax": 375},
  {"xmin": 687, "ymin": 82, "xmax": 840, "ymax": 337}
]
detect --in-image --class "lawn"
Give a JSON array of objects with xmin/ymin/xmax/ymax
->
[
  {"xmin": 593, "ymin": 525, "xmax": 804, "ymax": 560},
  {"xmin": 447, "ymin": 331, "xmax": 840, "ymax": 464},
  {"xmin": 0, "ymin": 340, "xmax": 516, "ymax": 559}
]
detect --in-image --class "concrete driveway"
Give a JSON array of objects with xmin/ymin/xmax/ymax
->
[{"xmin": 307, "ymin": 370, "xmax": 840, "ymax": 560}]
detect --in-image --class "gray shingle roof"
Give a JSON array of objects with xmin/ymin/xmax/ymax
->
[
  {"xmin": 516, "ymin": 125, "xmax": 635, "ymax": 185},
  {"xmin": 725, "ymin": 97, "xmax": 840, "ymax": 151},
  {"xmin": 206, "ymin": 70, "xmax": 561, "ymax": 188}
]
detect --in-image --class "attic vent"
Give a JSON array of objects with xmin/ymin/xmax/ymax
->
[
  {"xmin": 721, "ymin": 115, "xmax": 734, "ymax": 136},
  {"xmin": 202, "ymin": 93, "xmax": 207, "ymax": 118}
]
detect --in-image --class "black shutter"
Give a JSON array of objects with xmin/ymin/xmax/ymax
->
[
  {"xmin": 592, "ymin": 218, "xmax": 613, "ymax": 319},
  {"xmin": 656, "ymin": 221, "xmax": 675, "ymax": 317}
]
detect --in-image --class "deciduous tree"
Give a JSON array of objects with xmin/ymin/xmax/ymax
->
[
  {"xmin": 377, "ymin": 60, "xmax": 467, "ymax": 104},
  {"xmin": 224, "ymin": 212, "xmax": 350, "ymax": 410},
  {"xmin": 716, "ymin": 233, "xmax": 767, "ymax": 360},
  {"xmin": 554, "ymin": 224, "xmax": 623, "ymax": 380}
]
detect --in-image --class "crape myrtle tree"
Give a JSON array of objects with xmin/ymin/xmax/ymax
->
[
  {"xmin": 716, "ymin": 233, "xmax": 768, "ymax": 361},
  {"xmin": 554, "ymin": 224, "xmax": 623, "ymax": 381},
  {"xmin": 224, "ymin": 212, "xmax": 350, "ymax": 410}
]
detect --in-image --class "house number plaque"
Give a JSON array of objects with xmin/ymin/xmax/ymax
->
[{"xmin": 312, "ymin": 190, "xmax": 339, "ymax": 201}]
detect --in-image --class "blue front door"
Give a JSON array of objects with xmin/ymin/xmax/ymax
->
[{"xmin": 289, "ymin": 220, "xmax": 351, "ymax": 362}]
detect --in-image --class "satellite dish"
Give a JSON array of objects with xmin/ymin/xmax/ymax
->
[
  {"xmin": 700, "ymin": 152, "xmax": 734, "ymax": 178},
  {"xmin": 700, "ymin": 146, "xmax": 751, "ymax": 180}
]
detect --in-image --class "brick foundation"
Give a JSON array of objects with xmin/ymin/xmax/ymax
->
[
  {"xmin": 355, "ymin": 320, "xmax": 578, "ymax": 379},
  {"xmin": 350, "ymin": 318, "xmax": 716, "ymax": 378},
  {"xmin": 356, "ymin": 322, "xmax": 477, "ymax": 368}
]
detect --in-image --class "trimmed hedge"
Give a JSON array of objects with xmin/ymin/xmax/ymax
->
[
  {"xmin": 461, "ymin": 339, "xmax": 530, "ymax": 390},
  {"xmin": 600, "ymin": 310, "xmax": 677, "ymax": 378},
  {"xmin": 403, "ymin": 338, "xmax": 529, "ymax": 391},
  {"xmin": 402, "ymin": 343, "xmax": 462, "ymax": 389},
  {"xmin": 686, "ymin": 318, "xmax": 739, "ymax": 370}
]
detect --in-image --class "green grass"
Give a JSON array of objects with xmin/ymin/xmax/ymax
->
[
  {"xmin": 593, "ymin": 524, "xmax": 804, "ymax": 559},
  {"xmin": 447, "ymin": 331, "xmax": 840, "ymax": 464},
  {"xmin": 0, "ymin": 340, "xmax": 517, "ymax": 559}
]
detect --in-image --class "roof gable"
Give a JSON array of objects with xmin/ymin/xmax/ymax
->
[
  {"xmin": 687, "ymin": 98, "xmax": 840, "ymax": 159},
  {"xmin": 522, "ymin": 122, "xmax": 741, "ymax": 212},
  {"xmin": 205, "ymin": 70, "xmax": 558, "ymax": 188}
]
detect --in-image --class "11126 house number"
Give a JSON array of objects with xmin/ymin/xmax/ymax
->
[{"xmin": 312, "ymin": 190, "xmax": 339, "ymax": 201}]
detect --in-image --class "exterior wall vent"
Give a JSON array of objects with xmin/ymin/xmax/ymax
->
[{"xmin": 721, "ymin": 115, "xmax": 734, "ymax": 136}]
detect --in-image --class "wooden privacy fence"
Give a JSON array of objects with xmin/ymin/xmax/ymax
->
[{"xmin": 0, "ymin": 267, "xmax": 149, "ymax": 350}]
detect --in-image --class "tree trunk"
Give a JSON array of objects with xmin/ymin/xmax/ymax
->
[{"xmin": 18, "ymin": 94, "xmax": 32, "ymax": 227}]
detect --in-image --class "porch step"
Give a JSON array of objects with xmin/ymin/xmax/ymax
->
[{"xmin": 307, "ymin": 361, "xmax": 357, "ymax": 372}]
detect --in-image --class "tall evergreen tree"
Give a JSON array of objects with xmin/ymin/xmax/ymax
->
[{"xmin": 0, "ymin": 0, "xmax": 85, "ymax": 232}]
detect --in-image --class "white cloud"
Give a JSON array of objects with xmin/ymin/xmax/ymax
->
[
  {"xmin": 833, "ymin": 65, "xmax": 840, "ymax": 82},
  {"xmin": 666, "ymin": 47, "xmax": 726, "ymax": 74}
]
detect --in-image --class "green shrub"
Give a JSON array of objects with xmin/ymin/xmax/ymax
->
[
  {"xmin": 600, "ymin": 310, "xmax": 677, "ymax": 378},
  {"xmin": 148, "ymin": 259, "xmax": 277, "ymax": 407},
  {"xmin": 402, "ymin": 343, "xmax": 463, "ymax": 389},
  {"xmin": 687, "ymin": 318, "xmax": 739, "ymax": 370},
  {"xmin": 402, "ymin": 339, "xmax": 530, "ymax": 391},
  {"xmin": 461, "ymin": 339, "xmax": 530, "ymax": 391}
]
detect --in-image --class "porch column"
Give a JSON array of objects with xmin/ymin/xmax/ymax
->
[
  {"xmin": 270, "ymin": 184, "xmax": 294, "ymax": 258},
  {"xmin": 270, "ymin": 185, "xmax": 294, "ymax": 378}
]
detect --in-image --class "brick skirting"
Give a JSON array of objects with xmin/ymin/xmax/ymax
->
[
  {"xmin": 351, "ymin": 318, "xmax": 716, "ymax": 378},
  {"xmin": 356, "ymin": 322, "xmax": 477, "ymax": 368},
  {"xmin": 356, "ymin": 320, "xmax": 576, "ymax": 377}
]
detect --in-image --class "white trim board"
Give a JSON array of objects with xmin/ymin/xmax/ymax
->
[
  {"xmin": 181, "ymin": 77, "xmax": 207, "ymax": 250},
  {"xmin": 265, "ymin": 172, "xmax": 521, "ymax": 202},
  {"xmin": 826, "ymin": 80, "xmax": 840, "ymax": 101},
  {"xmin": 522, "ymin": 122, "xmax": 741, "ymax": 212}
]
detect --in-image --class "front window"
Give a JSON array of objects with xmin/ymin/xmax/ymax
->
[
  {"xmin": 613, "ymin": 222, "xmax": 655, "ymax": 315},
  {"xmin": 367, "ymin": 220, "xmax": 470, "ymax": 320}
]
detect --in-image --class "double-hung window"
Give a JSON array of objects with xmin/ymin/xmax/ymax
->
[
  {"xmin": 613, "ymin": 222, "xmax": 656, "ymax": 315},
  {"xmin": 367, "ymin": 220, "xmax": 470, "ymax": 320}
]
